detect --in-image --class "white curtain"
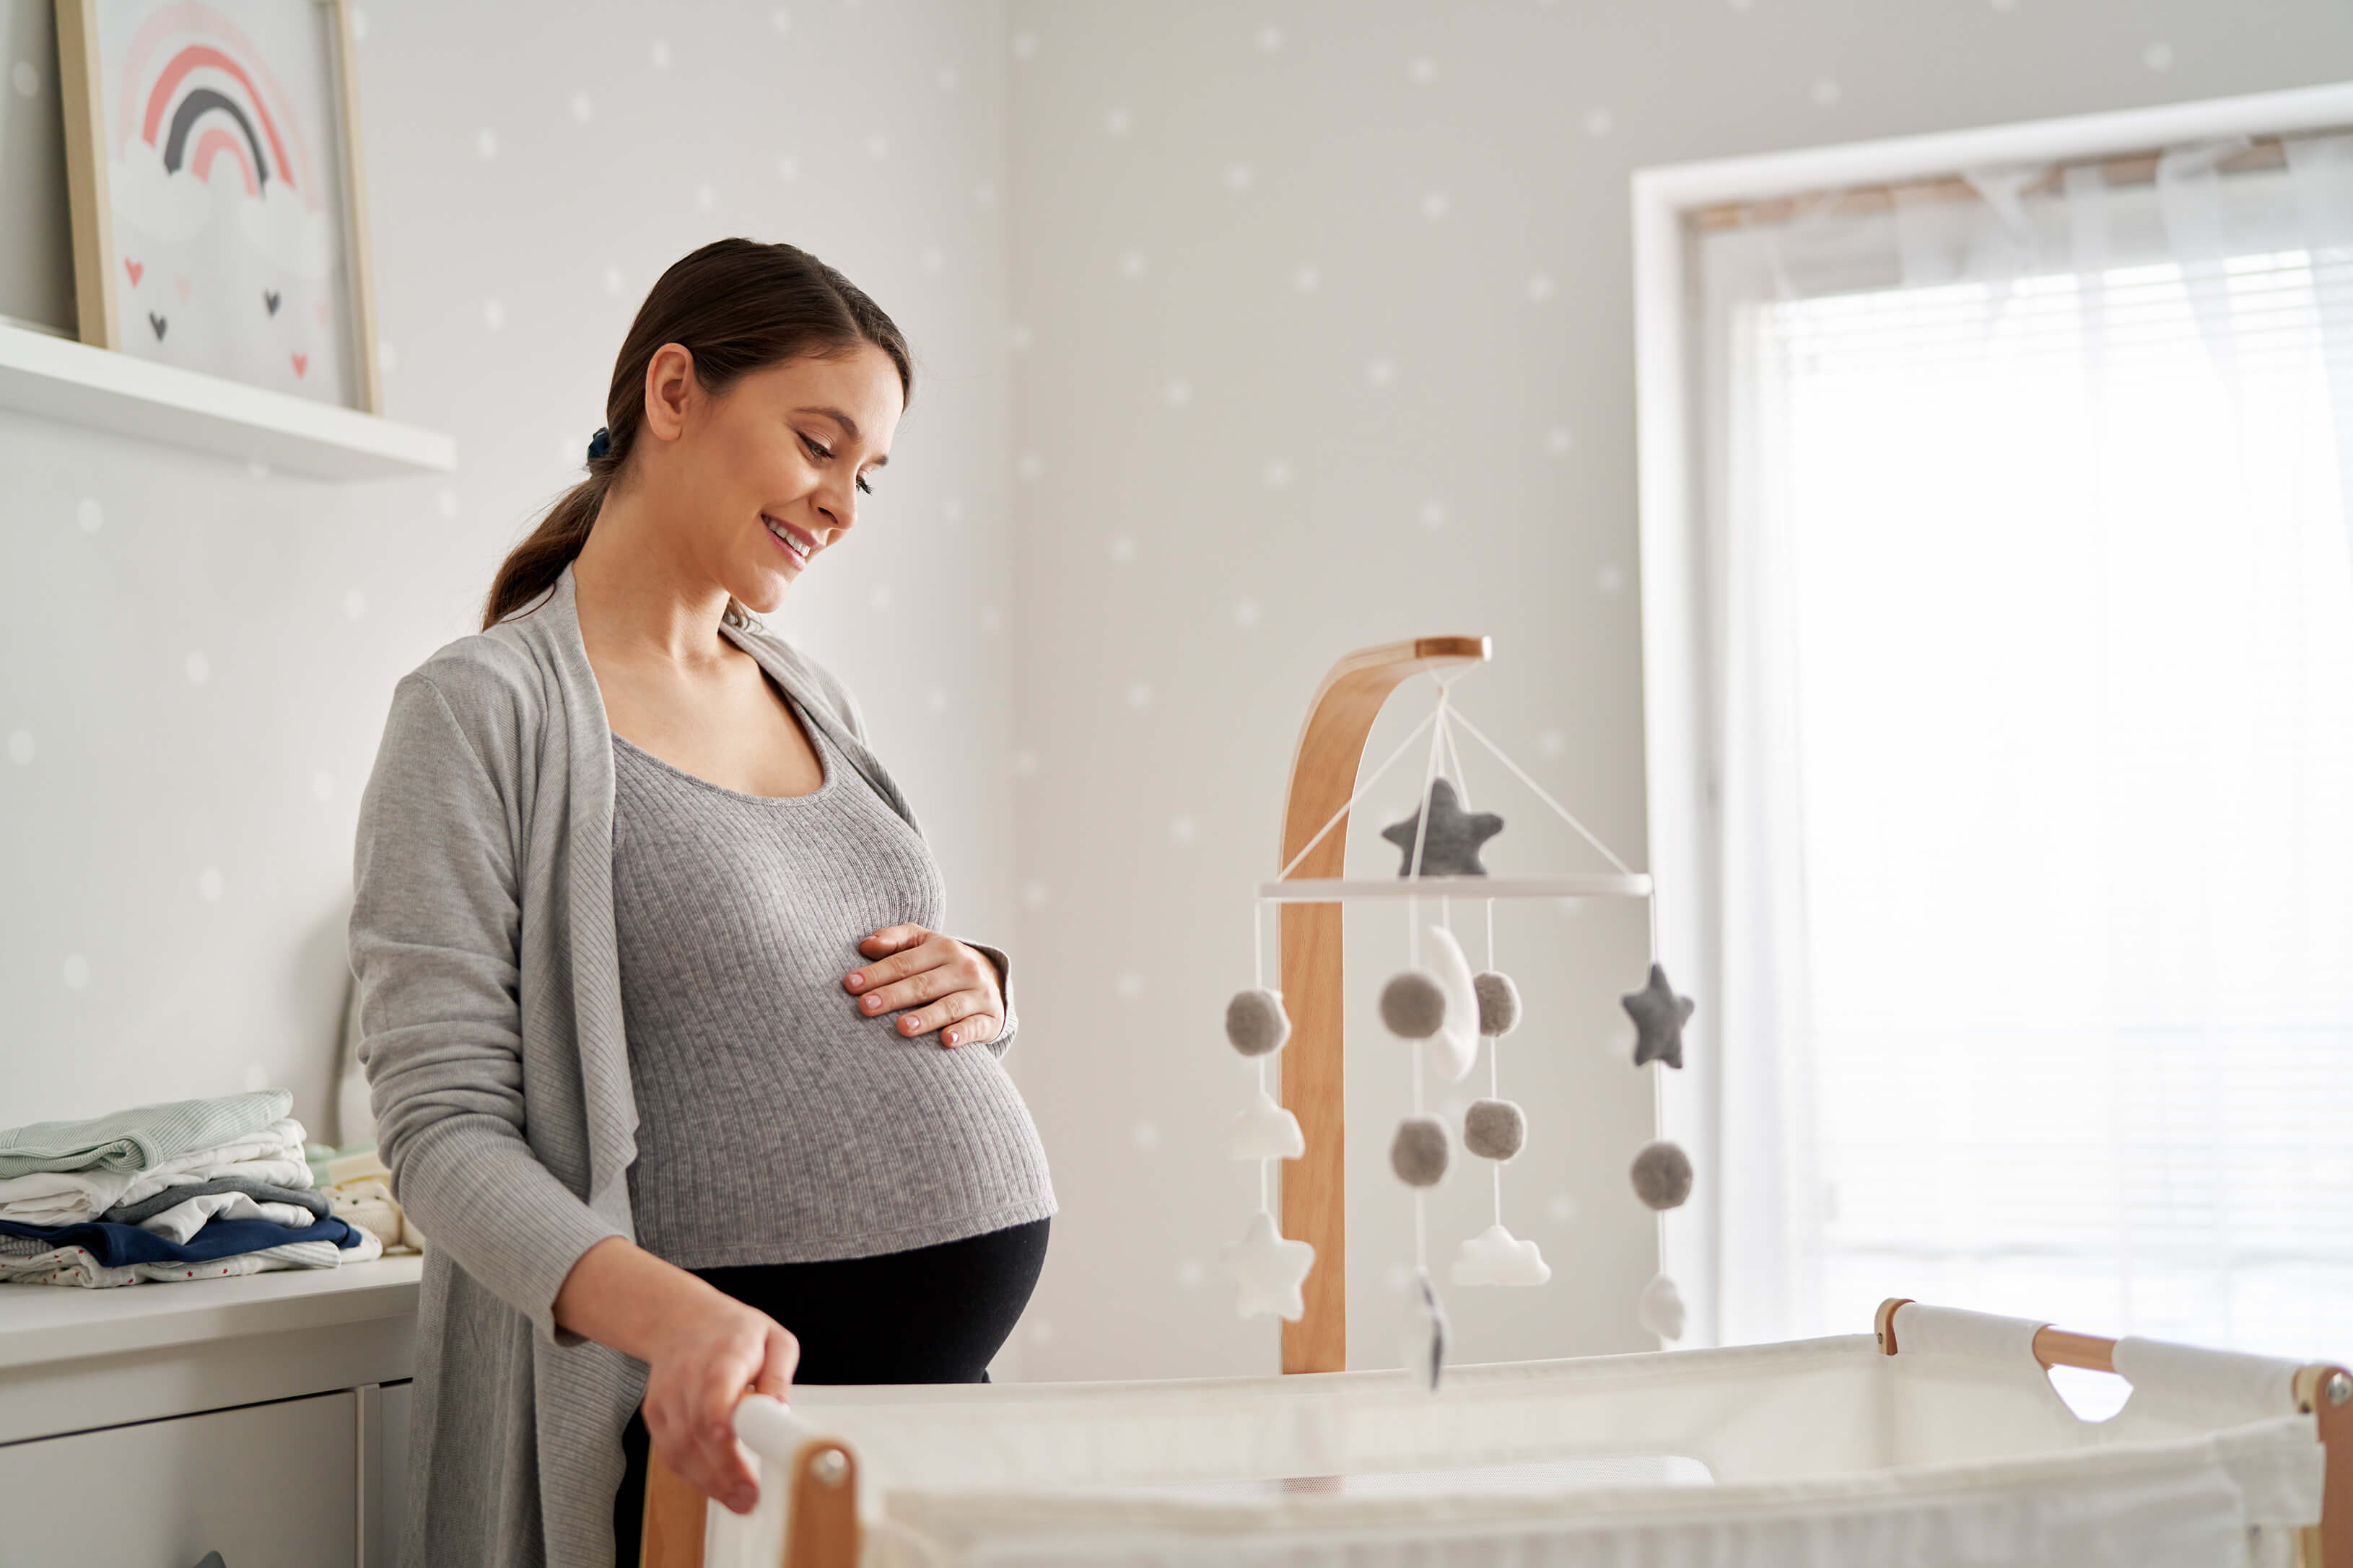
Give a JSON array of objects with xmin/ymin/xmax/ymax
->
[{"xmin": 1699, "ymin": 134, "xmax": 2353, "ymax": 1357}]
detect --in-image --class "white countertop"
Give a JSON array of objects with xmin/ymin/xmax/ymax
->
[{"xmin": 0, "ymin": 1254, "xmax": 422, "ymax": 1372}]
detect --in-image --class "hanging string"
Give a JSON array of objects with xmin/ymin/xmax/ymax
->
[
  {"xmin": 1403, "ymin": 680, "xmax": 1456, "ymax": 968},
  {"xmin": 1446, "ymin": 706, "xmax": 1637, "ymax": 876},
  {"xmin": 1256, "ymin": 1054, "xmax": 1272, "ymax": 1215},
  {"xmin": 1485, "ymin": 897, "xmax": 1503, "ymax": 1227},
  {"xmin": 1275, "ymin": 707, "xmax": 1441, "ymax": 882},
  {"xmin": 1252, "ymin": 898, "xmax": 1266, "ymax": 991}
]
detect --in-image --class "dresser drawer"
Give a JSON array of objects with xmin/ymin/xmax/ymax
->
[{"xmin": 0, "ymin": 1390, "xmax": 357, "ymax": 1567}]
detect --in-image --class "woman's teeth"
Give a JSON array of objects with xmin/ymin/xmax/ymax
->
[{"xmin": 764, "ymin": 516, "xmax": 811, "ymax": 562}]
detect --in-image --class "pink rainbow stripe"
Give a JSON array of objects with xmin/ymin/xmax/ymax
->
[
  {"xmin": 113, "ymin": 2, "xmax": 320, "ymax": 211},
  {"xmin": 141, "ymin": 44, "xmax": 294, "ymax": 193},
  {"xmin": 189, "ymin": 124, "xmax": 258, "ymax": 197}
]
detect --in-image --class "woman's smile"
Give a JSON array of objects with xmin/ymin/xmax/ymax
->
[{"xmin": 762, "ymin": 513, "xmax": 817, "ymax": 566}]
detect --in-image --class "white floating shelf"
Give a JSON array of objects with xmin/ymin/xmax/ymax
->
[
  {"xmin": 1257, "ymin": 874, "xmax": 1654, "ymax": 903},
  {"xmin": 0, "ymin": 320, "xmax": 453, "ymax": 480}
]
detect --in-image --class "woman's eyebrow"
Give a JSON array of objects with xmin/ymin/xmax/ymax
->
[{"xmin": 796, "ymin": 406, "xmax": 889, "ymax": 466}]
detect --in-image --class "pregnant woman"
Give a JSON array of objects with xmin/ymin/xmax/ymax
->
[{"xmin": 349, "ymin": 238, "xmax": 1054, "ymax": 1567}]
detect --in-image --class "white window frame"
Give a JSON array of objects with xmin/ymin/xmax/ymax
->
[{"xmin": 1628, "ymin": 78, "xmax": 2353, "ymax": 1352}]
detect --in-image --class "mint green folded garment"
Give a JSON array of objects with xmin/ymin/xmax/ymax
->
[{"xmin": 0, "ymin": 1090, "xmax": 292, "ymax": 1178}]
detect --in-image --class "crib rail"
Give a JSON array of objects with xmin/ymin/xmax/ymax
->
[
  {"xmin": 640, "ymin": 1396, "xmax": 859, "ymax": 1568},
  {"xmin": 1877, "ymin": 1297, "xmax": 2353, "ymax": 1568}
]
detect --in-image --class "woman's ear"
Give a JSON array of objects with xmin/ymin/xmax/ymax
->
[{"xmin": 641, "ymin": 342, "xmax": 698, "ymax": 443}]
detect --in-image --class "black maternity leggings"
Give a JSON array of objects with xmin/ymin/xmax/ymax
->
[{"xmin": 612, "ymin": 1217, "xmax": 1049, "ymax": 1566}]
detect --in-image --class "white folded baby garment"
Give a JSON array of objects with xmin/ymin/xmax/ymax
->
[
  {"xmin": 135, "ymin": 1191, "xmax": 320, "ymax": 1244},
  {"xmin": 0, "ymin": 1121, "xmax": 310, "ymax": 1227}
]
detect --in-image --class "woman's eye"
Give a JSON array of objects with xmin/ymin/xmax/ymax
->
[
  {"xmin": 856, "ymin": 475, "xmax": 875, "ymax": 496},
  {"xmin": 802, "ymin": 434, "xmax": 831, "ymax": 463}
]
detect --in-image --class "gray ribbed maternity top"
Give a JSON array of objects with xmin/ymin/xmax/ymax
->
[{"xmin": 611, "ymin": 692, "xmax": 1054, "ymax": 1269}]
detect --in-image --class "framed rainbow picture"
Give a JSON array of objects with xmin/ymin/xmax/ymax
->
[{"xmin": 51, "ymin": 0, "xmax": 381, "ymax": 414}]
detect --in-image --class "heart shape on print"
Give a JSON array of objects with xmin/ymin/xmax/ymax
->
[
  {"xmin": 290, "ymin": 351, "xmax": 308, "ymax": 378},
  {"xmin": 174, "ymin": 276, "xmax": 192, "ymax": 303},
  {"xmin": 147, "ymin": 312, "xmax": 167, "ymax": 340},
  {"xmin": 124, "ymin": 258, "xmax": 144, "ymax": 287},
  {"xmin": 263, "ymin": 289, "xmax": 281, "ymax": 316},
  {"xmin": 313, "ymin": 300, "xmax": 329, "ymax": 325}
]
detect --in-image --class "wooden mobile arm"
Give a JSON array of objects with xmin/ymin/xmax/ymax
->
[
  {"xmin": 1277, "ymin": 636, "xmax": 1493, "ymax": 1374},
  {"xmin": 1877, "ymin": 1298, "xmax": 2353, "ymax": 1567}
]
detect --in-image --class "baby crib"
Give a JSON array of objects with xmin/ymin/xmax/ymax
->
[{"xmin": 638, "ymin": 638, "xmax": 2350, "ymax": 1566}]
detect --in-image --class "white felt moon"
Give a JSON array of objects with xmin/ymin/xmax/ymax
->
[
  {"xmin": 1637, "ymin": 1271, "xmax": 1687, "ymax": 1342},
  {"xmin": 1227, "ymin": 1090, "xmax": 1304, "ymax": 1161},
  {"xmin": 1225, "ymin": 1209, "xmax": 1315, "ymax": 1320},
  {"xmin": 1450, "ymin": 1222, "xmax": 1551, "ymax": 1287},
  {"xmin": 1422, "ymin": 925, "xmax": 1478, "ymax": 1082}
]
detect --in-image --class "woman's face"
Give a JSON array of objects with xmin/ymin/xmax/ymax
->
[{"xmin": 646, "ymin": 343, "xmax": 904, "ymax": 616}]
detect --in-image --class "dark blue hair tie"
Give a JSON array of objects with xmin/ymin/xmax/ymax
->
[{"xmin": 586, "ymin": 426, "xmax": 612, "ymax": 463}]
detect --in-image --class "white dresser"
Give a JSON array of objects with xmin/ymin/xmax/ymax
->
[{"xmin": 0, "ymin": 1257, "xmax": 422, "ymax": 1567}]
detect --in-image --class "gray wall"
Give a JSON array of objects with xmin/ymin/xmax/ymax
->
[
  {"xmin": 0, "ymin": 2, "xmax": 1020, "ymax": 1144},
  {"xmin": 997, "ymin": 0, "xmax": 2353, "ymax": 1382}
]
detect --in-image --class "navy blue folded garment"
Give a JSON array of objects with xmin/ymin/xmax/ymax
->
[{"xmin": 0, "ymin": 1214, "xmax": 361, "ymax": 1266}]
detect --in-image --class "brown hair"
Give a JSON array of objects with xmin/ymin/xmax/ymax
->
[{"xmin": 481, "ymin": 237, "xmax": 914, "ymax": 630}]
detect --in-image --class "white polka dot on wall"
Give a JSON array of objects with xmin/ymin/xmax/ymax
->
[
  {"xmin": 866, "ymin": 132, "xmax": 889, "ymax": 159},
  {"xmin": 936, "ymin": 65, "xmax": 958, "ymax": 91},
  {"xmin": 1256, "ymin": 23, "xmax": 1284, "ymax": 51},
  {"xmin": 184, "ymin": 652, "xmax": 211, "ymax": 686},
  {"xmin": 1016, "ymin": 453, "xmax": 1043, "ymax": 481},
  {"xmin": 925, "ymin": 688, "xmax": 948, "ymax": 715},
  {"xmin": 483, "ymin": 299, "xmax": 506, "ymax": 330},
  {"xmin": 1584, "ymin": 107, "xmax": 1615, "ymax": 136},
  {"xmin": 1366, "ymin": 356, "xmax": 1396, "ymax": 388},
  {"xmin": 1028, "ymin": 1318, "xmax": 1055, "ymax": 1346},
  {"xmin": 350, "ymin": 8, "xmax": 368, "ymax": 40},
  {"xmin": 921, "ymin": 245, "xmax": 943, "ymax": 273},
  {"xmin": 1115, "ymin": 971, "xmax": 1143, "ymax": 1000},
  {"xmin": 650, "ymin": 38, "xmax": 671, "ymax": 67},
  {"xmin": 198, "ymin": 868, "xmax": 224, "ymax": 903},
  {"xmin": 1118, "ymin": 249, "xmax": 1147, "ymax": 279},
  {"xmin": 475, "ymin": 128, "xmax": 497, "ymax": 160},
  {"xmin": 437, "ymin": 487, "xmax": 460, "ymax": 518},
  {"xmin": 1384, "ymin": 1261, "xmax": 1410, "ymax": 1292},
  {"xmin": 1013, "ymin": 748, "xmax": 1039, "ymax": 776},
  {"xmin": 1169, "ymin": 816, "xmax": 1199, "ymax": 845},
  {"xmin": 1176, "ymin": 1258, "xmax": 1205, "ymax": 1289},
  {"xmin": 1225, "ymin": 162, "xmax": 1254, "ymax": 193},
  {"xmin": 979, "ymin": 605, "xmax": 1003, "ymax": 634},
  {"xmin": 247, "ymin": 460, "xmax": 271, "ymax": 481},
  {"xmin": 868, "ymin": 583, "xmax": 894, "ymax": 613},
  {"xmin": 1125, "ymin": 681, "xmax": 1154, "ymax": 711},
  {"xmin": 1108, "ymin": 535, "xmax": 1138, "ymax": 564},
  {"xmin": 312, "ymin": 770, "xmax": 335, "ymax": 802},
  {"xmin": 1989, "ymin": 0, "xmax": 2017, "ymax": 10},
  {"xmin": 1545, "ymin": 425, "xmax": 1574, "ymax": 455},
  {"xmin": 243, "ymin": 1063, "xmax": 268, "ymax": 1092},
  {"xmin": 570, "ymin": 93, "xmax": 590, "ymax": 123},
  {"xmin": 974, "ymin": 180, "xmax": 996, "ymax": 207},
  {"xmin": 1597, "ymin": 564, "xmax": 1625, "ymax": 595},
  {"xmin": 342, "ymin": 588, "xmax": 367, "ymax": 620},
  {"xmin": 378, "ymin": 339, "xmax": 398, "ymax": 372},
  {"xmin": 1537, "ymin": 728, "xmax": 1566, "ymax": 758},
  {"xmin": 695, "ymin": 184, "xmax": 716, "ymax": 211},
  {"xmin": 1293, "ymin": 263, "xmax": 1320, "ymax": 292},
  {"xmin": 1233, "ymin": 600, "xmax": 1260, "ymax": 628},
  {"xmin": 74, "ymin": 498, "xmax": 102, "ymax": 534},
  {"xmin": 603, "ymin": 266, "xmax": 624, "ymax": 297},
  {"xmin": 556, "ymin": 432, "xmax": 577, "ymax": 465},
  {"xmin": 1011, "ymin": 31, "xmax": 1037, "ymax": 61},
  {"xmin": 61, "ymin": 954, "xmax": 89, "ymax": 990},
  {"xmin": 1021, "ymin": 880, "xmax": 1049, "ymax": 909},
  {"xmin": 1407, "ymin": 56, "xmax": 1437, "ymax": 84},
  {"xmin": 13, "ymin": 59, "xmax": 42, "ymax": 97},
  {"xmin": 1104, "ymin": 107, "xmax": 1132, "ymax": 135},
  {"xmin": 943, "ymin": 496, "xmax": 964, "ymax": 523},
  {"xmin": 1420, "ymin": 190, "xmax": 1450, "ymax": 221},
  {"xmin": 1008, "ymin": 323, "xmax": 1032, "ymax": 351},
  {"xmin": 1420, "ymin": 499, "xmax": 1447, "ymax": 529},
  {"xmin": 2144, "ymin": 40, "xmax": 2174, "ymax": 71},
  {"xmin": 1548, "ymin": 1192, "xmax": 1578, "ymax": 1225},
  {"xmin": 1812, "ymin": 77, "xmax": 1842, "ymax": 107},
  {"xmin": 1131, "ymin": 1121, "xmax": 1161, "ymax": 1151},
  {"xmin": 1263, "ymin": 457, "xmax": 1292, "ymax": 487},
  {"xmin": 1527, "ymin": 273, "xmax": 1555, "ymax": 302},
  {"xmin": 1163, "ymin": 379, "xmax": 1191, "ymax": 408},
  {"xmin": 771, "ymin": 8, "xmax": 792, "ymax": 33},
  {"xmin": 7, "ymin": 730, "xmax": 32, "ymax": 766},
  {"xmin": 777, "ymin": 155, "xmax": 799, "ymax": 183}
]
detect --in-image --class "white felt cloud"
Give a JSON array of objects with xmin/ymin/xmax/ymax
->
[
  {"xmin": 1227, "ymin": 1090, "xmax": 1304, "ymax": 1161},
  {"xmin": 1225, "ymin": 1209, "xmax": 1315, "ymax": 1320},
  {"xmin": 1637, "ymin": 1271, "xmax": 1688, "ymax": 1342},
  {"xmin": 1450, "ymin": 1222, "xmax": 1551, "ymax": 1287},
  {"xmin": 1421, "ymin": 924, "xmax": 1479, "ymax": 1082}
]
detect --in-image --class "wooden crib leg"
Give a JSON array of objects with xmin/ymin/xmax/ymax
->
[
  {"xmin": 785, "ymin": 1440, "xmax": 860, "ymax": 1567},
  {"xmin": 2295, "ymin": 1364, "xmax": 2353, "ymax": 1568},
  {"xmin": 642, "ymin": 1448, "xmax": 707, "ymax": 1568}
]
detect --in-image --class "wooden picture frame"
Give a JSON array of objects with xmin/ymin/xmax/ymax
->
[{"xmin": 51, "ymin": 0, "xmax": 381, "ymax": 413}]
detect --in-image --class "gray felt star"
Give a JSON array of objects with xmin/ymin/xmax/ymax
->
[
  {"xmin": 1623, "ymin": 963, "xmax": 1695, "ymax": 1069},
  {"xmin": 1381, "ymin": 779, "xmax": 1504, "ymax": 877}
]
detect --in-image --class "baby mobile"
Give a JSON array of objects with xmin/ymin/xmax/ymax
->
[{"xmin": 1219, "ymin": 669, "xmax": 1698, "ymax": 1388}]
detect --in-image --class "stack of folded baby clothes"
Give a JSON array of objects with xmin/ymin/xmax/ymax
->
[{"xmin": 0, "ymin": 1089, "xmax": 382, "ymax": 1288}]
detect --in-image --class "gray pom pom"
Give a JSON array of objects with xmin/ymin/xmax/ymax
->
[
  {"xmin": 1463, "ymin": 1098, "xmax": 1526, "ymax": 1160},
  {"xmin": 1389, "ymin": 1116, "xmax": 1451, "ymax": 1187},
  {"xmin": 1224, "ymin": 988, "xmax": 1291, "ymax": 1057},
  {"xmin": 1630, "ymin": 1140, "xmax": 1693, "ymax": 1211},
  {"xmin": 1379, "ymin": 971, "xmax": 1446, "ymax": 1039},
  {"xmin": 1472, "ymin": 971, "xmax": 1521, "ymax": 1037}
]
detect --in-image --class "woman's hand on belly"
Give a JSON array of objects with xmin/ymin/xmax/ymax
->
[
  {"xmin": 553, "ymin": 1237, "xmax": 799, "ymax": 1513},
  {"xmin": 844, "ymin": 924, "xmax": 1005, "ymax": 1048}
]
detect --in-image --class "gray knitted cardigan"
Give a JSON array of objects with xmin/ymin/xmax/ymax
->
[{"xmin": 348, "ymin": 563, "xmax": 1018, "ymax": 1568}]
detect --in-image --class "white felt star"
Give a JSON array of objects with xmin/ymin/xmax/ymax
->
[
  {"xmin": 1228, "ymin": 1091, "xmax": 1305, "ymax": 1161},
  {"xmin": 1451, "ymin": 1222, "xmax": 1552, "ymax": 1287},
  {"xmin": 1637, "ymin": 1272, "xmax": 1688, "ymax": 1342},
  {"xmin": 1226, "ymin": 1210, "xmax": 1315, "ymax": 1320}
]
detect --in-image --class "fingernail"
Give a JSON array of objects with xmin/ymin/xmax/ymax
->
[
  {"xmin": 846, "ymin": 972, "xmax": 865, "ymax": 991},
  {"xmin": 944, "ymin": 1030, "xmax": 958, "ymax": 1046},
  {"xmin": 863, "ymin": 996, "xmax": 882, "ymax": 1012}
]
